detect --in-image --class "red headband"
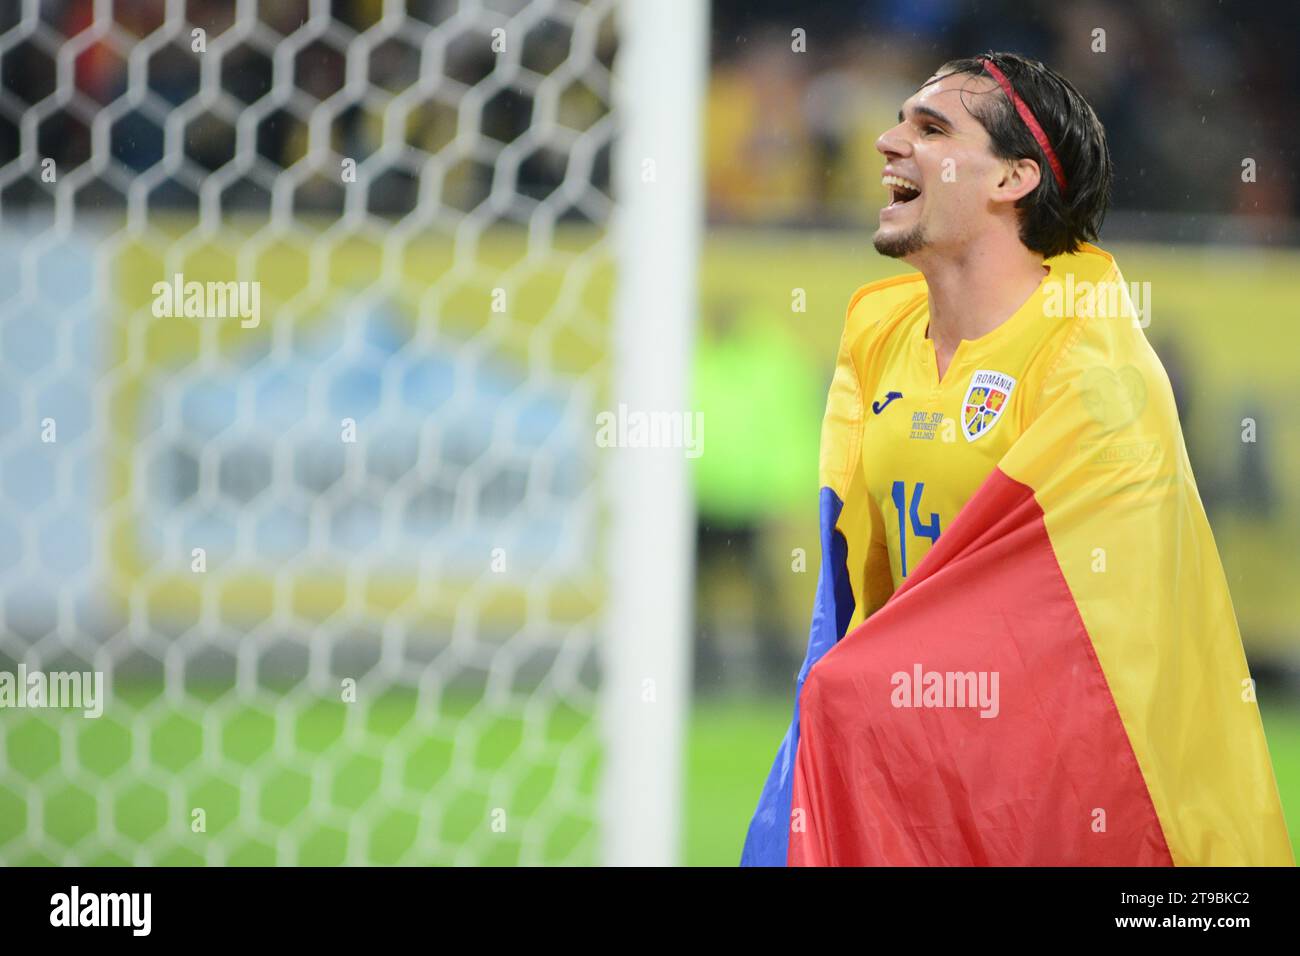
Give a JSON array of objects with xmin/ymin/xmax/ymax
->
[{"xmin": 980, "ymin": 58, "xmax": 1068, "ymax": 195}]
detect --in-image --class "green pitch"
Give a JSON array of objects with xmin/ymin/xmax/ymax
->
[
  {"xmin": 3, "ymin": 689, "xmax": 1296, "ymax": 865},
  {"xmin": 0, "ymin": 685, "xmax": 599, "ymax": 866}
]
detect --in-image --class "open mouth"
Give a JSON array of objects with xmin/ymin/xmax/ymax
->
[{"xmin": 883, "ymin": 173, "xmax": 922, "ymax": 206}]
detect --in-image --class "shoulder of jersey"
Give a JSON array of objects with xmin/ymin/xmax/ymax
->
[
  {"xmin": 1019, "ymin": 242, "xmax": 1172, "ymax": 425},
  {"xmin": 842, "ymin": 272, "xmax": 928, "ymax": 350},
  {"xmin": 1050, "ymin": 240, "xmax": 1118, "ymax": 298},
  {"xmin": 1042, "ymin": 241, "xmax": 1150, "ymax": 367}
]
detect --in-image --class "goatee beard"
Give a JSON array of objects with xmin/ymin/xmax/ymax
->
[{"xmin": 874, "ymin": 223, "xmax": 928, "ymax": 258}]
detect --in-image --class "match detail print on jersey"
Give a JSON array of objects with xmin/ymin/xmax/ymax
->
[{"xmin": 962, "ymin": 369, "xmax": 1017, "ymax": 442}]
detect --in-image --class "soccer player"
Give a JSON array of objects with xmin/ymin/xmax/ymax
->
[{"xmin": 742, "ymin": 52, "xmax": 1293, "ymax": 866}]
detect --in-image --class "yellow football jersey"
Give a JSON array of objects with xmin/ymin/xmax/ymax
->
[{"xmin": 829, "ymin": 243, "xmax": 1129, "ymax": 623}]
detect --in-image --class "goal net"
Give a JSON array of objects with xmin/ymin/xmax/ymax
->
[{"xmin": 0, "ymin": 0, "xmax": 700, "ymax": 866}]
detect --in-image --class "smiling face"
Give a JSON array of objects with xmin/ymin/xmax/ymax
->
[{"xmin": 873, "ymin": 69, "xmax": 1039, "ymax": 261}]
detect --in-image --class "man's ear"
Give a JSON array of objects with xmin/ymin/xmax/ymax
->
[{"xmin": 993, "ymin": 157, "xmax": 1042, "ymax": 203}]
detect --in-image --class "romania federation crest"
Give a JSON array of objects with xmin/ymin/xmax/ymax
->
[{"xmin": 962, "ymin": 369, "xmax": 1017, "ymax": 442}]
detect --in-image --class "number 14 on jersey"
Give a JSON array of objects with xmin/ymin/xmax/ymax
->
[{"xmin": 890, "ymin": 480, "xmax": 941, "ymax": 578}]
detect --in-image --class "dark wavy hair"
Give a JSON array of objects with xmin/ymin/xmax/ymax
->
[{"xmin": 933, "ymin": 52, "xmax": 1113, "ymax": 259}]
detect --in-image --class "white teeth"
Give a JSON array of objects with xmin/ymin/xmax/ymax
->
[{"xmin": 882, "ymin": 174, "xmax": 922, "ymax": 194}]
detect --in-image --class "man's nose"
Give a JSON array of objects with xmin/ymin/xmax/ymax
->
[{"xmin": 876, "ymin": 122, "xmax": 911, "ymax": 159}]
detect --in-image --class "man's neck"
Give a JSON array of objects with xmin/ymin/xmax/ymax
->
[{"xmin": 915, "ymin": 244, "xmax": 1049, "ymax": 355}]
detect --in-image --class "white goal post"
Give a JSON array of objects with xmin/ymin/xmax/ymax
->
[{"xmin": 602, "ymin": 0, "xmax": 706, "ymax": 866}]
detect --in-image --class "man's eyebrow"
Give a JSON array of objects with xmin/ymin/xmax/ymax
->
[{"xmin": 899, "ymin": 104, "xmax": 955, "ymax": 127}]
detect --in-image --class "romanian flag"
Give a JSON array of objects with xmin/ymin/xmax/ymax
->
[{"xmin": 741, "ymin": 251, "xmax": 1294, "ymax": 866}]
